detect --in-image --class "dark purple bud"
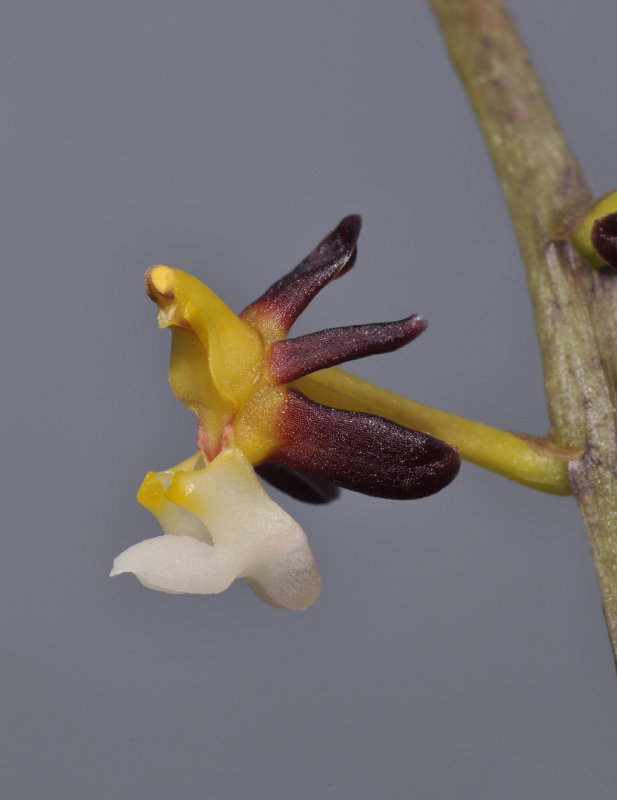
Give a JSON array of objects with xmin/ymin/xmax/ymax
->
[
  {"xmin": 591, "ymin": 213, "xmax": 617, "ymax": 269},
  {"xmin": 268, "ymin": 315, "xmax": 427, "ymax": 385},
  {"xmin": 241, "ymin": 215, "xmax": 362, "ymax": 334},
  {"xmin": 267, "ymin": 390, "xmax": 460, "ymax": 500},
  {"xmin": 255, "ymin": 463, "xmax": 340, "ymax": 504}
]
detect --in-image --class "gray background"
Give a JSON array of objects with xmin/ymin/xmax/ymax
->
[{"xmin": 2, "ymin": 1, "xmax": 617, "ymax": 797}]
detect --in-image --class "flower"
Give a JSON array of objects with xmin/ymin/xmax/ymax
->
[{"xmin": 111, "ymin": 216, "xmax": 460, "ymax": 608}]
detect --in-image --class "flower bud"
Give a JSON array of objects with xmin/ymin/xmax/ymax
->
[{"xmin": 570, "ymin": 190, "xmax": 617, "ymax": 270}]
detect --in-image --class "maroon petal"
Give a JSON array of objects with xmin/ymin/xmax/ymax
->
[
  {"xmin": 591, "ymin": 213, "xmax": 617, "ymax": 269},
  {"xmin": 255, "ymin": 463, "xmax": 340, "ymax": 504},
  {"xmin": 266, "ymin": 390, "xmax": 460, "ymax": 500},
  {"xmin": 268, "ymin": 315, "xmax": 427, "ymax": 385},
  {"xmin": 241, "ymin": 215, "xmax": 362, "ymax": 334}
]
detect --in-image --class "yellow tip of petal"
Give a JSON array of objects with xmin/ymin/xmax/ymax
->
[
  {"xmin": 137, "ymin": 471, "xmax": 166, "ymax": 511},
  {"xmin": 146, "ymin": 265, "xmax": 175, "ymax": 297},
  {"xmin": 165, "ymin": 471, "xmax": 199, "ymax": 511}
]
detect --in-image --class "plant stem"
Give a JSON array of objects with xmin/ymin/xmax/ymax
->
[{"xmin": 428, "ymin": 0, "xmax": 617, "ymax": 662}]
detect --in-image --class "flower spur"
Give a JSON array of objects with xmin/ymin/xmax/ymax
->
[{"xmin": 110, "ymin": 216, "xmax": 460, "ymax": 608}]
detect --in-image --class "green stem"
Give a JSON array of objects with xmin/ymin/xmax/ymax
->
[{"xmin": 428, "ymin": 0, "xmax": 617, "ymax": 663}]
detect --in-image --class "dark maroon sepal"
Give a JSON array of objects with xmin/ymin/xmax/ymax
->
[
  {"xmin": 268, "ymin": 390, "xmax": 460, "ymax": 500},
  {"xmin": 255, "ymin": 463, "xmax": 341, "ymax": 504},
  {"xmin": 268, "ymin": 315, "xmax": 427, "ymax": 385},
  {"xmin": 591, "ymin": 213, "xmax": 617, "ymax": 270},
  {"xmin": 241, "ymin": 215, "xmax": 362, "ymax": 334}
]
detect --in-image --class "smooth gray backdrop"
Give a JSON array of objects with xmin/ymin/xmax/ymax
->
[{"xmin": 2, "ymin": 1, "xmax": 617, "ymax": 798}]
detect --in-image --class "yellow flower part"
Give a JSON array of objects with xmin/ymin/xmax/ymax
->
[{"xmin": 146, "ymin": 264, "xmax": 284, "ymax": 464}]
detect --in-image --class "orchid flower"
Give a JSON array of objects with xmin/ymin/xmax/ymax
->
[{"xmin": 111, "ymin": 216, "xmax": 460, "ymax": 608}]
